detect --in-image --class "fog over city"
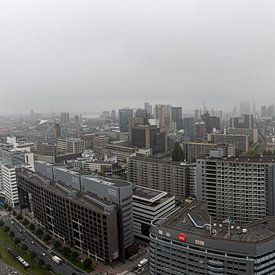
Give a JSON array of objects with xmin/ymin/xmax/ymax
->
[{"xmin": 1, "ymin": 0, "xmax": 275, "ymax": 114}]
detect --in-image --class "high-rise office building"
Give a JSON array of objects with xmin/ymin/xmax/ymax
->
[
  {"xmin": 74, "ymin": 115, "xmax": 81, "ymax": 136},
  {"xmin": 135, "ymin": 109, "xmax": 150, "ymax": 125},
  {"xmin": 54, "ymin": 120, "xmax": 61, "ymax": 139},
  {"xmin": 197, "ymin": 157, "xmax": 275, "ymax": 224},
  {"xmin": 130, "ymin": 125, "xmax": 167, "ymax": 155},
  {"xmin": 171, "ymin": 107, "xmax": 183, "ymax": 130},
  {"xmin": 183, "ymin": 117, "xmax": 195, "ymax": 138},
  {"xmin": 119, "ymin": 108, "xmax": 133, "ymax": 132},
  {"xmin": 144, "ymin": 102, "xmax": 153, "ymax": 115},
  {"xmin": 201, "ymin": 112, "xmax": 220, "ymax": 132},
  {"xmin": 195, "ymin": 121, "xmax": 207, "ymax": 139},
  {"xmin": 60, "ymin": 112, "xmax": 70, "ymax": 124},
  {"xmin": 150, "ymin": 200, "xmax": 275, "ymax": 275},
  {"xmin": 261, "ymin": 105, "xmax": 267, "ymax": 117}
]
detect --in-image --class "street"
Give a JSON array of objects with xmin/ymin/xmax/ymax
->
[{"xmin": 1, "ymin": 212, "xmax": 84, "ymax": 275}]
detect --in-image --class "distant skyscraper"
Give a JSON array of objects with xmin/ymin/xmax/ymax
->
[
  {"xmin": 239, "ymin": 101, "xmax": 251, "ymax": 115},
  {"xmin": 144, "ymin": 102, "xmax": 153, "ymax": 115},
  {"xmin": 261, "ymin": 105, "xmax": 267, "ymax": 117},
  {"xmin": 74, "ymin": 115, "xmax": 81, "ymax": 136},
  {"xmin": 194, "ymin": 110, "xmax": 200, "ymax": 121},
  {"xmin": 155, "ymin": 104, "xmax": 172, "ymax": 130},
  {"xmin": 111, "ymin": 109, "xmax": 116, "ymax": 119},
  {"xmin": 171, "ymin": 107, "xmax": 183, "ymax": 130},
  {"xmin": 119, "ymin": 108, "xmax": 133, "ymax": 132},
  {"xmin": 54, "ymin": 120, "xmax": 61, "ymax": 139},
  {"xmin": 60, "ymin": 112, "xmax": 70, "ymax": 124},
  {"xmin": 183, "ymin": 117, "xmax": 195, "ymax": 138}
]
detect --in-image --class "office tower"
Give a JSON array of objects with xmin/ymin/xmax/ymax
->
[
  {"xmin": 195, "ymin": 121, "xmax": 207, "ymax": 139},
  {"xmin": 2, "ymin": 163, "xmax": 31, "ymax": 207},
  {"xmin": 208, "ymin": 132, "xmax": 249, "ymax": 153},
  {"xmin": 128, "ymin": 157, "xmax": 196, "ymax": 201},
  {"xmin": 60, "ymin": 112, "xmax": 70, "ymax": 124},
  {"xmin": 194, "ymin": 109, "xmax": 200, "ymax": 121},
  {"xmin": 119, "ymin": 108, "xmax": 133, "ymax": 132},
  {"xmin": 135, "ymin": 109, "xmax": 150, "ymax": 125},
  {"xmin": 130, "ymin": 125, "xmax": 167, "ymax": 154},
  {"xmin": 74, "ymin": 115, "xmax": 81, "ymax": 136},
  {"xmin": 54, "ymin": 120, "xmax": 61, "ymax": 139},
  {"xmin": 197, "ymin": 157, "xmax": 275, "ymax": 224},
  {"xmin": 171, "ymin": 107, "xmax": 183, "ymax": 130},
  {"xmin": 239, "ymin": 101, "xmax": 251, "ymax": 114},
  {"xmin": 183, "ymin": 117, "xmax": 195, "ymax": 138},
  {"xmin": 0, "ymin": 146, "xmax": 34, "ymax": 206},
  {"xmin": 155, "ymin": 104, "xmax": 165, "ymax": 130},
  {"xmin": 241, "ymin": 114, "xmax": 254, "ymax": 129},
  {"xmin": 201, "ymin": 112, "xmax": 220, "ymax": 132},
  {"xmin": 132, "ymin": 185, "xmax": 175, "ymax": 240},
  {"xmin": 229, "ymin": 117, "xmax": 239, "ymax": 128},
  {"xmin": 18, "ymin": 162, "xmax": 134, "ymax": 262},
  {"xmin": 150, "ymin": 201, "xmax": 275, "ymax": 275},
  {"xmin": 267, "ymin": 105, "xmax": 275, "ymax": 117},
  {"xmin": 261, "ymin": 105, "xmax": 267, "ymax": 117},
  {"xmin": 144, "ymin": 102, "xmax": 153, "ymax": 115},
  {"xmin": 181, "ymin": 141, "xmax": 218, "ymax": 162},
  {"xmin": 57, "ymin": 138, "xmax": 85, "ymax": 154},
  {"xmin": 111, "ymin": 109, "xmax": 116, "ymax": 119}
]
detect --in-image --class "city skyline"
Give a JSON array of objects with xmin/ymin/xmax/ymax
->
[{"xmin": 1, "ymin": 0, "xmax": 275, "ymax": 114}]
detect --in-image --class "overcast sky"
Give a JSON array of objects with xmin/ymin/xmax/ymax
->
[{"xmin": 0, "ymin": 0, "xmax": 275, "ymax": 114}]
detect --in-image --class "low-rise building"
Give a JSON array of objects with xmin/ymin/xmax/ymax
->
[{"xmin": 132, "ymin": 185, "xmax": 175, "ymax": 240}]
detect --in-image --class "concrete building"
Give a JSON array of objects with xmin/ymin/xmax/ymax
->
[
  {"xmin": 201, "ymin": 111, "xmax": 220, "ymax": 132},
  {"xmin": 183, "ymin": 117, "xmax": 195, "ymax": 138},
  {"xmin": 171, "ymin": 107, "xmax": 183, "ymax": 130},
  {"xmin": 181, "ymin": 141, "xmax": 218, "ymax": 163},
  {"xmin": 119, "ymin": 108, "xmax": 133, "ymax": 132},
  {"xmin": 208, "ymin": 133, "xmax": 249, "ymax": 153},
  {"xmin": 195, "ymin": 121, "xmax": 207, "ymax": 139},
  {"xmin": 150, "ymin": 200, "xmax": 275, "ymax": 275},
  {"xmin": 17, "ymin": 168, "xmax": 120, "ymax": 263},
  {"xmin": 37, "ymin": 143, "xmax": 57, "ymax": 156},
  {"xmin": 128, "ymin": 156, "xmax": 196, "ymax": 200},
  {"xmin": 57, "ymin": 138, "xmax": 85, "ymax": 154},
  {"xmin": 2, "ymin": 163, "xmax": 31, "ymax": 207},
  {"xmin": 227, "ymin": 127, "xmax": 258, "ymax": 144},
  {"xmin": 131, "ymin": 125, "xmax": 167, "ymax": 155},
  {"xmin": 19, "ymin": 161, "xmax": 134, "ymax": 262},
  {"xmin": 196, "ymin": 156, "xmax": 275, "ymax": 224},
  {"xmin": 132, "ymin": 185, "xmax": 176, "ymax": 240}
]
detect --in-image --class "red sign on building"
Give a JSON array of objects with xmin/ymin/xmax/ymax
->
[{"xmin": 178, "ymin": 233, "xmax": 187, "ymax": 242}]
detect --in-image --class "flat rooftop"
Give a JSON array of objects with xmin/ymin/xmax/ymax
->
[
  {"xmin": 160, "ymin": 200, "xmax": 275, "ymax": 243},
  {"xmin": 82, "ymin": 174, "xmax": 132, "ymax": 187},
  {"xmin": 133, "ymin": 185, "xmax": 167, "ymax": 203},
  {"xmin": 199, "ymin": 156, "xmax": 275, "ymax": 163}
]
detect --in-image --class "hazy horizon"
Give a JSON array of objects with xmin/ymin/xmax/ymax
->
[{"xmin": 1, "ymin": 0, "xmax": 275, "ymax": 114}]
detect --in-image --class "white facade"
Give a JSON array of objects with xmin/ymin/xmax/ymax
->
[
  {"xmin": 1, "ymin": 164, "xmax": 31, "ymax": 207},
  {"xmin": 132, "ymin": 186, "xmax": 176, "ymax": 240}
]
